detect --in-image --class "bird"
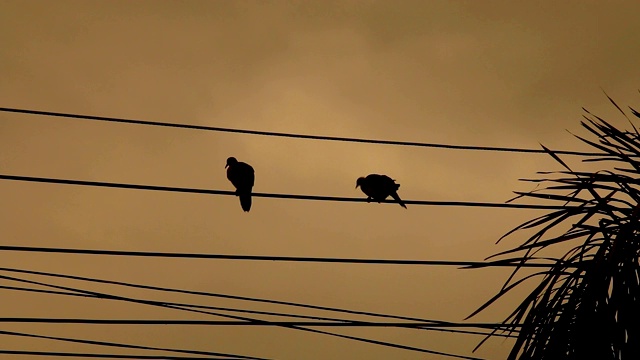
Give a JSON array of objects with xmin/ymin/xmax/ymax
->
[
  {"xmin": 225, "ymin": 157, "xmax": 255, "ymax": 212},
  {"xmin": 355, "ymin": 174, "xmax": 407, "ymax": 209}
]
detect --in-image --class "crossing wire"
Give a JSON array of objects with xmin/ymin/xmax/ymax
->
[
  {"xmin": 0, "ymin": 284, "xmax": 516, "ymax": 338},
  {"xmin": 0, "ymin": 330, "xmax": 264, "ymax": 360},
  {"xmin": 0, "ymin": 271, "xmax": 487, "ymax": 360},
  {"xmin": 0, "ymin": 106, "xmax": 600, "ymax": 156},
  {"xmin": 0, "ymin": 267, "xmax": 505, "ymax": 327},
  {"xmin": 0, "ymin": 318, "xmax": 518, "ymax": 329}
]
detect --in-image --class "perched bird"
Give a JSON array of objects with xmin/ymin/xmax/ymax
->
[
  {"xmin": 356, "ymin": 174, "xmax": 407, "ymax": 209},
  {"xmin": 225, "ymin": 157, "xmax": 255, "ymax": 212}
]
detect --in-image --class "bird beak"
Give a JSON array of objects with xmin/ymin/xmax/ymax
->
[
  {"xmin": 225, "ymin": 164, "xmax": 229, "ymax": 169},
  {"xmin": 355, "ymin": 184, "xmax": 359, "ymax": 189}
]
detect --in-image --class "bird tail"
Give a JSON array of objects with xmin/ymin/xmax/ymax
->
[
  {"xmin": 239, "ymin": 192, "xmax": 252, "ymax": 212},
  {"xmin": 391, "ymin": 192, "xmax": 407, "ymax": 209}
]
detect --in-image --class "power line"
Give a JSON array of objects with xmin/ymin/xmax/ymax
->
[
  {"xmin": 0, "ymin": 106, "xmax": 600, "ymax": 156},
  {"xmin": 0, "ymin": 245, "xmax": 569, "ymax": 268},
  {"xmin": 0, "ymin": 284, "xmax": 378, "ymax": 323},
  {"xmin": 0, "ymin": 267, "xmax": 454, "ymax": 323},
  {"xmin": 0, "ymin": 350, "xmax": 234, "ymax": 359},
  {"xmin": 0, "ymin": 318, "xmax": 517, "ymax": 329},
  {"xmin": 0, "ymin": 330, "xmax": 264, "ymax": 360},
  {"xmin": 0, "ymin": 174, "xmax": 574, "ymax": 210},
  {"xmin": 0, "ymin": 273, "xmax": 515, "ymax": 358},
  {"xmin": 0, "ymin": 285, "xmax": 387, "ymax": 323},
  {"xmin": 0, "ymin": 266, "xmax": 518, "ymax": 329},
  {"xmin": 0, "ymin": 273, "xmax": 486, "ymax": 360},
  {"xmin": 0, "ymin": 284, "xmax": 516, "ymax": 338}
]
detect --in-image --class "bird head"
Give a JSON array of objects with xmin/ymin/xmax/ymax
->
[
  {"xmin": 225, "ymin": 157, "xmax": 238, "ymax": 169},
  {"xmin": 355, "ymin": 177, "xmax": 366, "ymax": 189}
]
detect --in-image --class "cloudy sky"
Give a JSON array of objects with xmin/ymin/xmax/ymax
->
[{"xmin": 1, "ymin": 1, "xmax": 640, "ymax": 359}]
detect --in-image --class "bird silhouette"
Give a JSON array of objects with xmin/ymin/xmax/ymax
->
[
  {"xmin": 225, "ymin": 157, "xmax": 255, "ymax": 212},
  {"xmin": 356, "ymin": 174, "xmax": 407, "ymax": 209}
]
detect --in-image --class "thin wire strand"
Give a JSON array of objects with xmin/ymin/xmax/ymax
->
[
  {"xmin": 0, "ymin": 330, "xmax": 263, "ymax": 360},
  {"xmin": 0, "ymin": 106, "xmax": 600, "ymax": 156},
  {"xmin": 0, "ymin": 284, "xmax": 372, "ymax": 323},
  {"xmin": 0, "ymin": 273, "xmax": 487, "ymax": 360},
  {"xmin": 0, "ymin": 318, "xmax": 517, "ymax": 329},
  {"xmin": 0, "ymin": 174, "xmax": 574, "ymax": 210},
  {"xmin": 0, "ymin": 284, "xmax": 516, "ymax": 338},
  {"xmin": 0, "ymin": 267, "xmax": 519, "ymax": 327},
  {"xmin": 0, "ymin": 350, "xmax": 235, "ymax": 359},
  {"xmin": 0, "ymin": 245, "xmax": 570, "ymax": 268}
]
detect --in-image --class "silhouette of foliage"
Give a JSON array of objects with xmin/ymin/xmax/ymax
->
[{"xmin": 469, "ymin": 95, "xmax": 640, "ymax": 359}]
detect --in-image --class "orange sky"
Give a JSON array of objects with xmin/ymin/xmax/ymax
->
[{"xmin": 1, "ymin": 1, "xmax": 640, "ymax": 359}]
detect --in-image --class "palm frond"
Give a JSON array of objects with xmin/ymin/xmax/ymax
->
[{"xmin": 469, "ymin": 96, "xmax": 640, "ymax": 359}]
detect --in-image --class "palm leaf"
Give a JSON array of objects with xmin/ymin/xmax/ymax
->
[{"xmin": 469, "ymin": 96, "xmax": 640, "ymax": 359}]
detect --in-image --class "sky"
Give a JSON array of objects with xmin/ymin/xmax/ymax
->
[{"xmin": 1, "ymin": 1, "xmax": 640, "ymax": 359}]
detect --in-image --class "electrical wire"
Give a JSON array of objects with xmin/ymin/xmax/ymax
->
[
  {"xmin": 0, "ymin": 350, "xmax": 235, "ymax": 359},
  {"xmin": 0, "ymin": 174, "xmax": 574, "ymax": 210},
  {"xmin": 0, "ymin": 106, "xmax": 600, "ymax": 156},
  {"xmin": 0, "ymin": 267, "xmax": 520, "ymax": 326},
  {"xmin": 0, "ymin": 318, "xmax": 517, "ymax": 329},
  {"xmin": 0, "ymin": 330, "xmax": 264, "ymax": 360},
  {"xmin": 0, "ymin": 284, "xmax": 516, "ymax": 338},
  {"xmin": 0, "ymin": 245, "xmax": 569, "ymax": 268},
  {"xmin": 0, "ymin": 271, "xmax": 490, "ymax": 360}
]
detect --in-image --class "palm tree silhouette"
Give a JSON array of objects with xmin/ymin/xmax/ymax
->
[{"xmin": 469, "ymin": 95, "xmax": 640, "ymax": 359}]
